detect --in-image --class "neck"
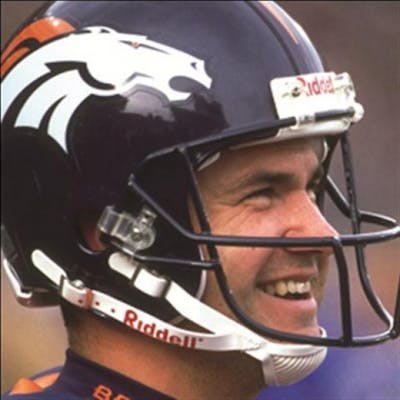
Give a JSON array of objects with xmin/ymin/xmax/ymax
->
[{"xmin": 70, "ymin": 312, "xmax": 265, "ymax": 399}]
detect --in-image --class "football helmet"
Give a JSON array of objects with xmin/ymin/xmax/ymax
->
[{"xmin": 1, "ymin": 1, "xmax": 399, "ymax": 386}]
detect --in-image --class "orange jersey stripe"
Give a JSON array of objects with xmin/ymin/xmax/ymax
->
[{"xmin": 9, "ymin": 372, "xmax": 60, "ymax": 395}]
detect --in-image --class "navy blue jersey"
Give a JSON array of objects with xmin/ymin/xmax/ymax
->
[
  {"xmin": 2, "ymin": 349, "xmax": 330, "ymax": 400},
  {"xmin": 2, "ymin": 350, "xmax": 175, "ymax": 400}
]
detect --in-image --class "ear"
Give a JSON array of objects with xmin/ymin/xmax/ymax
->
[{"xmin": 79, "ymin": 211, "xmax": 107, "ymax": 251}]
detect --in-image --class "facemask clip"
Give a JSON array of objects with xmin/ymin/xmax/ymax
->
[{"xmin": 98, "ymin": 206, "xmax": 157, "ymax": 255}]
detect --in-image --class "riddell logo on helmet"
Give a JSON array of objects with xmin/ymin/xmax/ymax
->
[
  {"xmin": 296, "ymin": 75, "xmax": 335, "ymax": 96},
  {"xmin": 124, "ymin": 310, "xmax": 202, "ymax": 348}
]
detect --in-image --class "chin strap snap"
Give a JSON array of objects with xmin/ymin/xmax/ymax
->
[{"xmin": 31, "ymin": 249, "xmax": 327, "ymax": 386}]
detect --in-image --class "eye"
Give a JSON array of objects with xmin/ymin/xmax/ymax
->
[
  {"xmin": 241, "ymin": 187, "xmax": 275, "ymax": 209},
  {"xmin": 307, "ymin": 189, "xmax": 317, "ymax": 203},
  {"xmin": 307, "ymin": 181, "xmax": 320, "ymax": 203},
  {"xmin": 247, "ymin": 187, "xmax": 275, "ymax": 199}
]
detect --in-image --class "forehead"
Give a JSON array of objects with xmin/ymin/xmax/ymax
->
[{"xmin": 197, "ymin": 138, "xmax": 324, "ymax": 183}]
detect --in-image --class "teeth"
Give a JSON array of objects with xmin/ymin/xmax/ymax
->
[
  {"xmin": 264, "ymin": 280, "xmax": 311, "ymax": 298},
  {"xmin": 287, "ymin": 280, "xmax": 296, "ymax": 294},
  {"xmin": 275, "ymin": 281, "xmax": 288, "ymax": 296}
]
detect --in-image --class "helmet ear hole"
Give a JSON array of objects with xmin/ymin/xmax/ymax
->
[{"xmin": 77, "ymin": 211, "xmax": 107, "ymax": 252}]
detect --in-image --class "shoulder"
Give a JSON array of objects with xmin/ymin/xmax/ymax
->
[
  {"xmin": 3, "ymin": 351, "xmax": 176, "ymax": 400},
  {"xmin": 2, "ymin": 367, "xmax": 65, "ymax": 400}
]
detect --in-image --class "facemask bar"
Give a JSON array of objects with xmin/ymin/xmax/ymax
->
[
  {"xmin": 334, "ymin": 133, "xmax": 396, "ymax": 329},
  {"xmin": 336, "ymin": 174, "xmax": 400, "ymax": 339},
  {"xmin": 143, "ymin": 108, "xmax": 357, "ymax": 168},
  {"xmin": 104, "ymin": 109, "xmax": 399, "ymax": 347}
]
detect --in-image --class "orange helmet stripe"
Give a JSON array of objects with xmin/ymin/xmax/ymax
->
[
  {"xmin": 259, "ymin": 1, "xmax": 299, "ymax": 44},
  {"xmin": 1, "ymin": 17, "xmax": 75, "ymax": 78}
]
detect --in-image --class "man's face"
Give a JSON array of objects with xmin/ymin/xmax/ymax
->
[{"xmin": 194, "ymin": 138, "xmax": 338, "ymax": 338}]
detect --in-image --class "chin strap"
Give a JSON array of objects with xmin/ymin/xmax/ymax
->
[{"xmin": 31, "ymin": 249, "xmax": 327, "ymax": 386}]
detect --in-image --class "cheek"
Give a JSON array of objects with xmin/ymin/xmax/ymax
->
[
  {"xmin": 209, "ymin": 206, "xmax": 284, "ymax": 238},
  {"xmin": 216, "ymin": 245, "xmax": 273, "ymax": 291},
  {"xmin": 209, "ymin": 209, "xmax": 281, "ymax": 287},
  {"xmin": 203, "ymin": 245, "xmax": 274, "ymax": 317},
  {"xmin": 204, "ymin": 207, "xmax": 283, "ymax": 297},
  {"xmin": 314, "ymin": 257, "xmax": 330, "ymax": 304}
]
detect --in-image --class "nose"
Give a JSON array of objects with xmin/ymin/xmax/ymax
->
[{"xmin": 284, "ymin": 191, "xmax": 338, "ymax": 255}]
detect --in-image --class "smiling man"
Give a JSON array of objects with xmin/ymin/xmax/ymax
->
[
  {"xmin": 1, "ymin": 1, "xmax": 399, "ymax": 400},
  {"xmin": 196, "ymin": 138, "xmax": 336, "ymax": 341}
]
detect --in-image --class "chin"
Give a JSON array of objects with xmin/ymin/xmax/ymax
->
[{"xmin": 258, "ymin": 317, "xmax": 323, "ymax": 340}]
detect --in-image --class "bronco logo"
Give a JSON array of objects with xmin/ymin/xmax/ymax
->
[{"xmin": 1, "ymin": 20, "xmax": 212, "ymax": 152}]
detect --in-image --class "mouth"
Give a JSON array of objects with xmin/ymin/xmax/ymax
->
[
  {"xmin": 255, "ymin": 277, "xmax": 321, "ymax": 336},
  {"xmin": 259, "ymin": 279, "xmax": 313, "ymax": 301}
]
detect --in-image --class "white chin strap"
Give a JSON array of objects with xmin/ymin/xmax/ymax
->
[{"xmin": 31, "ymin": 249, "xmax": 327, "ymax": 386}]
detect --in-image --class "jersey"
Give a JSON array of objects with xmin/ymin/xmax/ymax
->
[
  {"xmin": 2, "ymin": 349, "xmax": 344, "ymax": 400},
  {"xmin": 2, "ymin": 350, "xmax": 175, "ymax": 400}
]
